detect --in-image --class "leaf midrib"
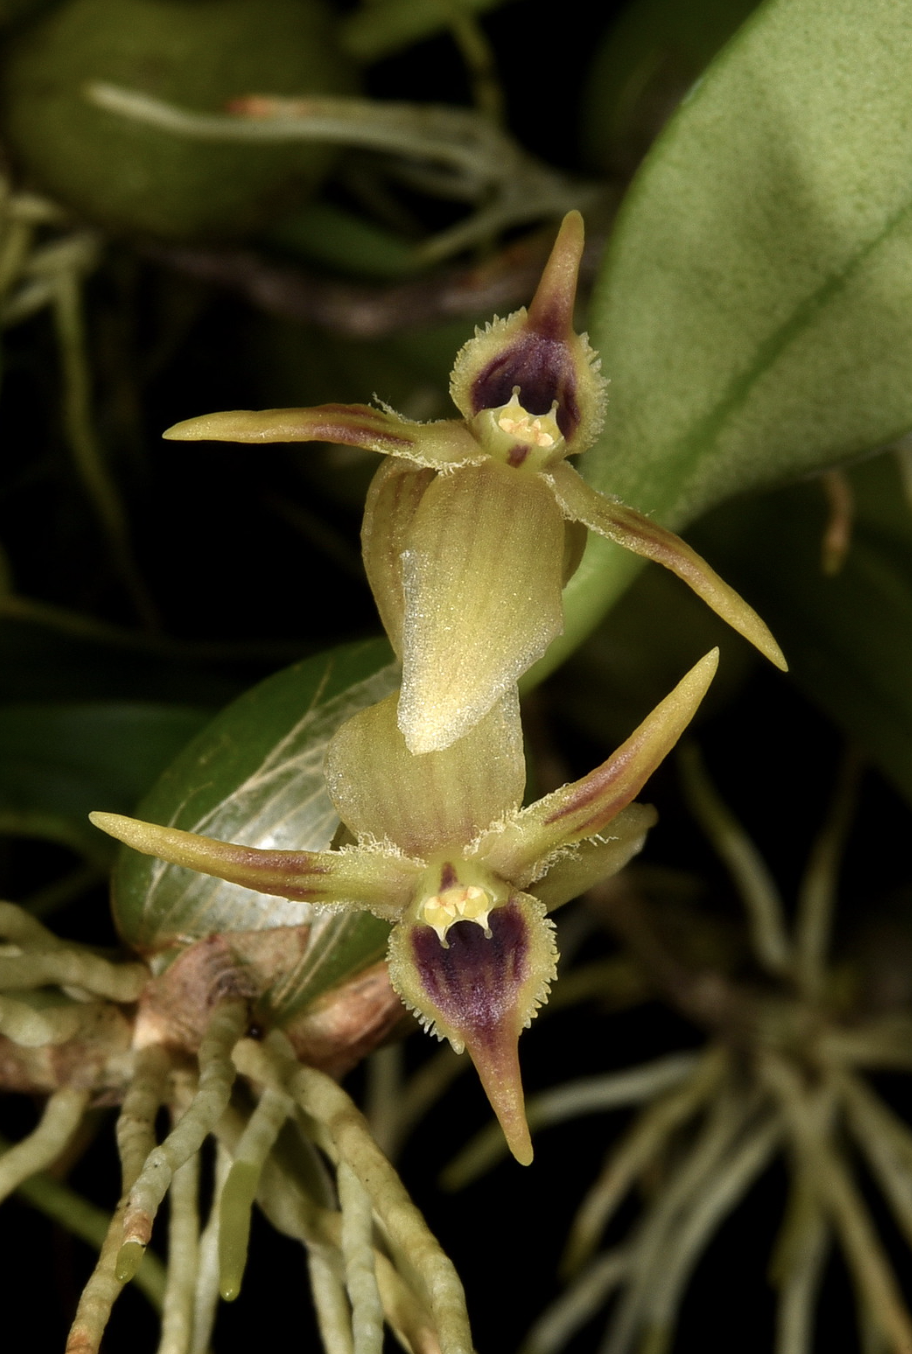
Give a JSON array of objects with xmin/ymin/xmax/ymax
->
[{"xmin": 674, "ymin": 188, "xmax": 912, "ymax": 493}]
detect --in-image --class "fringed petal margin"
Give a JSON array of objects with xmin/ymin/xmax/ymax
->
[
  {"xmin": 532, "ymin": 803, "xmax": 658, "ymax": 911},
  {"xmin": 387, "ymin": 892, "xmax": 558, "ymax": 1165},
  {"xmin": 475, "ymin": 649, "xmax": 719, "ymax": 881},
  {"xmin": 546, "ymin": 461, "xmax": 787, "ymax": 671},
  {"xmin": 323, "ymin": 689, "xmax": 525, "ymax": 860},
  {"xmin": 449, "ymin": 212, "xmax": 606, "ymax": 455},
  {"xmin": 88, "ymin": 813, "xmax": 419, "ymax": 921}
]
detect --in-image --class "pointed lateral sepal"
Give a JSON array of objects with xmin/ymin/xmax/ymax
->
[
  {"xmin": 546, "ymin": 462, "xmax": 787, "ymax": 671},
  {"xmin": 532, "ymin": 802, "xmax": 658, "ymax": 912},
  {"xmin": 449, "ymin": 212, "xmax": 606, "ymax": 454},
  {"xmin": 361, "ymin": 458, "xmax": 435, "ymax": 657},
  {"xmin": 387, "ymin": 893, "xmax": 557, "ymax": 1165},
  {"xmin": 163, "ymin": 405, "xmax": 481, "ymax": 469},
  {"xmin": 89, "ymin": 812, "xmax": 419, "ymax": 919},
  {"xmin": 475, "ymin": 649, "xmax": 719, "ymax": 883},
  {"xmin": 324, "ymin": 688, "xmax": 525, "ymax": 859},
  {"xmin": 398, "ymin": 460, "xmax": 566, "ymax": 753}
]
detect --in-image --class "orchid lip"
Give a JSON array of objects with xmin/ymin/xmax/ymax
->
[{"xmin": 387, "ymin": 891, "xmax": 558, "ymax": 1165}]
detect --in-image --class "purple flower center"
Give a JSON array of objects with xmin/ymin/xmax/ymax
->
[
  {"xmin": 470, "ymin": 333, "xmax": 581, "ymax": 439},
  {"xmin": 408, "ymin": 898, "xmax": 530, "ymax": 1048}
]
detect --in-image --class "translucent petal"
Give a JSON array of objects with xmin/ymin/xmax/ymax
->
[
  {"xmin": 533, "ymin": 803, "xmax": 658, "ymax": 911},
  {"xmin": 397, "ymin": 461, "xmax": 566, "ymax": 753},
  {"xmin": 323, "ymin": 689, "xmax": 525, "ymax": 858},
  {"xmin": 449, "ymin": 212, "xmax": 606, "ymax": 454},
  {"xmin": 163, "ymin": 405, "xmax": 480, "ymax": 469},
  {"xmin": 387, "ymin": 892, "xmax": 558, "ymax": 1165},
  {"xmin": 547, "ymin": 461, "xmax": 787, "ymax": 670},
  {"xmin": 476, "ymin": 649, "xmax": 719, "ymax": 881},
  {"xmin": 361, "ymin": 458, "xmax": 435, "ymax": 657},
  {"xmin": 89, "ymin": 812, "xmax": 419, "ymax": 920}
]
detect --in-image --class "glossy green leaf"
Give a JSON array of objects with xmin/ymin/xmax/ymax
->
[
  {"xmin": 0, "ymin": 702, "xmax": 208, "ymax": 861},
  {"xmin": 112, "ymin": 640, "xmax": 397, "ymax": 963},
  {"xmin": 558, "ymin": 0, "xmax": 912, "ymax": 668},
  {"xmin": 688, "ymin": 458, "xmax": 912, "ymax": 809}
]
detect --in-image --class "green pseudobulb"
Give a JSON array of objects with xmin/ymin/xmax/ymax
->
[{"xmin": 0, "ymin": 0, "xmax": 356, "ymax": 240}]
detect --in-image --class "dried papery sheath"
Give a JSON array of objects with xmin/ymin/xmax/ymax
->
[
  {"xmin": 163, "ymin": 212, "xmax": 783, "ymax": 751},
  {"xmin": 93, "ymin": 650, "xmax": 718, "ymax": 1163}
]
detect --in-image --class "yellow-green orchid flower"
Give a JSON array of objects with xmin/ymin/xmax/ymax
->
[
  {"xmin": 91, "ymin": 649, "xmax": 718, "ymax": 1165},
  {"xmin": 163, "ymin": 213, "xmax": 783, "ymax": 754}
]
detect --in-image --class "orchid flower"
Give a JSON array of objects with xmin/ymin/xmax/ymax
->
[
  {"xmin": 92, "ymin": 648, "xmax": 718, "ymax": 1164},
  {"xmin": 163, "ymin": 213, "xmax": 785, "ymax": 755}
]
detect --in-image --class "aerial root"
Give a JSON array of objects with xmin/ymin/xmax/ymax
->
[
  {"xmin": 233, "ymin": 1032, "xmax": 475, "ymax": 1354},
  {"xmin": 117, "ymin": 1002, "xmax": 247, "ymax": 1277},
  {"xmin": 217, "ymin": 1084, "xmax": 292, "ymax": 1301},
  {"xmin": 66, "ymin": 1043, "xmax": 171, "ymax": 1353},
  {"xmin": 0, "ymin": 1085, "xmax": 90, "ymax": 1204}
]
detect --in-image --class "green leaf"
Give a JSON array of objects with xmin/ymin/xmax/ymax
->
[
  {"xmin": 559, "ymin": 0, "xmax": 912, "ymax": 665},
  {"xmin": 0, "ymin": 702, "xmax": 209, "ymax": 860},
  {"xmin": 112, "ymin": 639, "xmax": 398, "ymax": 958},
  {"xmin": 689, "ymin": 458, "xmax": 912, "ymax": 809}
]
